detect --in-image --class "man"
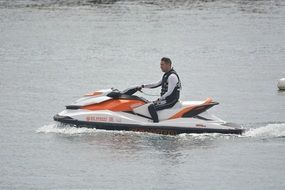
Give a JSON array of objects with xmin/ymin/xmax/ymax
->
[{"xmin": 139, "ymin": 57, "xmax": 181, "ymax": 123}]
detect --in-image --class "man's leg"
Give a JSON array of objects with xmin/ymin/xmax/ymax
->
[
  {"xmin": 148, "ymin": 99, "xmax": 178, "ymax": 123},
  {"xmin": 148, "ymin": 104, "xmax": 159, "ymax": 123}
]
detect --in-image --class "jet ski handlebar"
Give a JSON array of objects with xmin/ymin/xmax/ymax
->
[
  {"xmin": 122, "ymin": 86, "xmax": 141, "ymax": 95},
  {"xmin": 107, "ymin": 87, "xmax": 141, "ymax": 98}
]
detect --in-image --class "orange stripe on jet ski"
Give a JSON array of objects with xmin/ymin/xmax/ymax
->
[
  {"xmin": 82, "ymin": 99, "xmax": 145, "ymax": 112},
  {"xmin": 169, "ymin": 98, "xmax": 213, "ymax": 119},
  {"xmin": 84, "ymin": 91, "xmax": 103, "ymax": 96}
]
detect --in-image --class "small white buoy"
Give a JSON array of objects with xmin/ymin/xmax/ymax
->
[{"xmin": 277, "ymin": 78, "xmax": 285, "ymax": 90}]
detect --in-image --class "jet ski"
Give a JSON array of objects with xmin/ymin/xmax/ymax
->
[{"xmin": 54, "ymin": 87, "xmax": 244, "ymax": 135}]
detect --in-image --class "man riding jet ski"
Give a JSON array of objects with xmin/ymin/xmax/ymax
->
[
  {"xmin": 53, "ymin": 58, "xmax": 244, "ymax": 135},
  {"xmin": 139, "ymin": 57, "xmax": 181, "ymax": 123}
]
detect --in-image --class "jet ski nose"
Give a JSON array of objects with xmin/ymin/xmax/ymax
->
[{"xmin": 54, "ymin": 114, "xmax": 74, "ymax": 122}]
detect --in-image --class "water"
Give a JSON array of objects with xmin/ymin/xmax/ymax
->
[{"xmin": 0, "ymin": 0, "xmax": 285, "ymax": 189}]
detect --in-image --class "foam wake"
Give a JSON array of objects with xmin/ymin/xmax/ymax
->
[
  {"xmin": 36, "ymin": 123, "xmax": 98, "ymax": 135},
  {"xmin": 244, "ymin": 123, "xmax": 285, "ymax": 138},
  {"xmin": 37, "ymin": 122, "xmax": 285, "ymax": 139},
  {"xmin": 36, "ymin": 123, "xmax": 132, "ymax": 135}
]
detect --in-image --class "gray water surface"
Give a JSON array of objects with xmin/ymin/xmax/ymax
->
[{"xmin": 1, "ymin": 0, "xmax": 285, "ymax": 189}]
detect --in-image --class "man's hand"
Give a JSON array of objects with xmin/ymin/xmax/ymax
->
[
  {"xmin": 137, "ymin": 85, "xmax": 144, "ymax": 91},
  {"xmin": 153, "ymin": 98, "xmax": 162, "ymax": 104}
]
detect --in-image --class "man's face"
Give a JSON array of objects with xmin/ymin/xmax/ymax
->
[{"xmin": 160, "ymin": 61, "xmax": 171, "ymax": 72}]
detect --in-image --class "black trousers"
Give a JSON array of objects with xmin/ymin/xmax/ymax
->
[{"xmin": 148, "ymin": 99, "xmax": 178, "ymax": 123}]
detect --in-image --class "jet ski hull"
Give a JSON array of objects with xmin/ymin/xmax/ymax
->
[{"xmin": 54, "ymin": 114, "xmax": 244, "ymax": 135}]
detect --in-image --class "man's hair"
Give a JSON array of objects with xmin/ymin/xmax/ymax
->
[{"xmin": 161, "ymin": 57, "xmax": 172, "ymax": 65}]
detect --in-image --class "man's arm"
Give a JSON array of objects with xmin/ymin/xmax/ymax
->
[
  {"xmin": 160, "ymin": 74, "xmax": 178, "ymax": 100},
  {"xmin": 143, "ymin": 79, "xmax": 162, "ymax": 89}
]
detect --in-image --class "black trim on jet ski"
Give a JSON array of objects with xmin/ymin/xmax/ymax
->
[
  {"xmin": 66, "ymin": 105, "xmax": 81, "ymax": 110},
  {"xmin": 182, "ymin": 102, "xmax": 219, "ymax": 118},
  {"xmin": 123, "ymin": 111, "xmax": 153, "ymax": 120},
  {"xmin": 193, "ymin": 115, "xmax": 213, "ymax": 121},
  {"xmin": 107, "ymin": 90, "xmax": 148, "ymax": 103}
]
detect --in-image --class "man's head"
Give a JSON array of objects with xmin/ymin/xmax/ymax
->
[{"xmin": 160, "ymin": 57, "xmax": 172, "ymax": 73}]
